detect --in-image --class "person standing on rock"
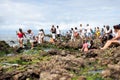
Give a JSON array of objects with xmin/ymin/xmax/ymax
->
[
  {"xmin": 51, "ymin": 25, "xmax": 56, "ymax": 42},
  {"xmin": 70, "ymin": 28, "xmax": 75, "ymax": 42},
  {"xmin": 79, "ymin": 24, "xmax": 84, "ymax": 39},
  {"xmin": 27, "ymin": 29, "xmax": 34, "ymax": 49},
  {"xmin": 74, "ymin": 27, "xmax": 79, "ymax": 40},
  {"xmin": 16, "ymin": 28, "xmax": 26, "ymax": 48},
  {"xmin": 86, "ymin": 24, "xmax": 92, "ymax": 38},
  {"xmin": 56, "ymin": 25, "xmax": 61, "ymax": 40},
  {"xmin": 38, "ymin": 29, "xmax": 45, "ymax": 44}
]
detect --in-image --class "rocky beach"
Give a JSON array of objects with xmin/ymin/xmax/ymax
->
[{"xmin": 0, "ymin": 39, "xmax": 120, "ymax": 80}]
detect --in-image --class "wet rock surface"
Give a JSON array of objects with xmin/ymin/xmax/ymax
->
[
  {"xmin": 0, "ymin": 41, "xmax": 13, "ymax": 56},
  {"xmin": 0, "ymin": 40, "xmax": 120, "ymax": 80}
]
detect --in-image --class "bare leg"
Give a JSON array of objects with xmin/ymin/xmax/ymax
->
[
  {"xmin": 101, "ymin": 40, "xmax": 120, "ymax": 50},
  {"xmin": 19, "ymin": 39, "xmax": 23, "ymax": 48},
  {"xmin": 31, "ymin": 42, "xmax": 34, "ymax": 49}
]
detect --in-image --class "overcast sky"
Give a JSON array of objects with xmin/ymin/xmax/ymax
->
[{"xmin": 0, "ymin": 0, "xmax": 120, "ymax": 32}]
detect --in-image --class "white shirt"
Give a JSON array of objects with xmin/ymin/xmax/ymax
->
[
  {"xmin": 56, "ymin": 28, "xmax": 60, "ymax": 34},
  {"xmin": 87, "ymin": 26, "xmax": 91, "ymax": 33}
]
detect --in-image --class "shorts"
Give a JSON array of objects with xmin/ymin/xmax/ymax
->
[
  {"xmin": 18, "ymin": 38, "xmax": 23, "ymax": 41},
  {"xmin": 30, "ymin": 39, "xmax": 34, "ymax": 43},
  {"xmin": 52, "ymin": 33, "xmax": 56, "ymax": 39}
]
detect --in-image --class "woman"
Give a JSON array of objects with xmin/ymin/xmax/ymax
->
[
  {"xmin": 16, "ymin": 28, "xmax": 26, "ymax": 48},
  {"xmin": 101, "ymin": 25, "xmax": 120, "ymax": 50},
  {"xmin": 38, "ymin": 29, "xmax": 45, "ymax": 43}
]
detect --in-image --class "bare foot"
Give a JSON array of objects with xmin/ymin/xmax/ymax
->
[{"xmin": 100, "ymin": 48, "xmax": 105, "ymax": 50}]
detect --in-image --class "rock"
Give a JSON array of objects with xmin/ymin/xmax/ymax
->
[
  {"xmin": 108, "ymin": 64, "xmax": 120, "ymax": 71},
  {"xmin": 78, "ymin": 76, "xmax": 86, "ymax": 80},
  {"xmin": 84, "ymin": 51, "xmax": 98, "ymax": 58},
  {"xmin": 13, "ymin": 73, "xmax": 23, "ymax": 80},
  {"xmin": 40, "ymin": 71, "xmax": 59, "ymax": 80},
  {"xmin": 59, "ymin": 76, "xmax": 71, "ymax": 80},
  {"xmin": 20, "ymin": 55, "xmax": 32, "ymax": 62},
  {"xmin": 47, "ymin": 49, "xmax": 60, "ymax": 55},
  {"xmin": 101, "ymin": 70, "xmax": 111, "ymax": 78},
  {"xmin": 60, "ymin": 50, "xmax": 68, "ymax": 56}
]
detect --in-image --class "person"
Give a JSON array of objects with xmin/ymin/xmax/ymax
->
[
  {"xmin": 86, "ymin": 24, "xmax": 92, "ymax": 38},
  {"xmin": 101, "ymin": 25, "xmax": 120, "ymax": 50},
  {"xmin": 51, "ymin": 25, "xmax": 56, "ymax": 42},
  {"xmin": 96, "ymin": 27, "xmax": 100, "ymax": 38},
  {"xmin": 16, "ymin": 28, "xmax": 26, "ymax": 48},
  {"xmin": 79, "ymin": 24, "xmax": 84, "ymax": 38},
  {"xmin": 56, "ymin": 25, "xmax": 61, "ymax": 39},
  {"xmin": 79, "ymin": 24, "xmax": 83, "ymax": 32},
  {"xmin": 104, "ymin": 25, "xmax": 113, "ymax": 40},
  {"xmin": 100, "ymin": 28, "xmax": 105, "ymax": 38},
  {"xmin": 27, "ymin": 29, "xmax": 34, "ymax": 49},
  {"xmin": 70, "ymin": 28, "xmax": 75, "ymax": 41},
  {"xmin": 65, "ymin": 31, "xmax": 71, "ymax": 41},
  {"xmin": 74, "ymin": 27, "xmax": 79, "ymax": 39},
  {"xmin": 81, "ymin": 40, "xmax": 89, "ymax": 52},
  {"xmin": 38, "ymin": 29, "xmax": 45, "ymax": 43},
  {"xmin": 101, "ymin": 25, "xmax": 113, "ymax": 44}
]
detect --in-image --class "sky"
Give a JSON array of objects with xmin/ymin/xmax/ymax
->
[{"xmin": 0, "ymin": 0, "xmax": 120, "ymax": 34}]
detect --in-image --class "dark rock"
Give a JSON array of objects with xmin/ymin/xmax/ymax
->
[
  {"xmin": 84, "ymin": 51, "xmax": 98, "ymax": 58},
  {"xmin": 20, "ymin": 55, "xmax": 32, "ymax": 62},
  {"xmin": 101, "ymin": 70, "xmax": 111, "ymax": 78},
  {"xmin": 78, "ymin": 76, "xmax": 87, "ymax": 80},
  {"xmin": 60, "ymin": 50, "xmax": 68, "ymax": 56},
  {"xmin": 47, "ymin": 49, "xmax": 60, "ymax": 55}
]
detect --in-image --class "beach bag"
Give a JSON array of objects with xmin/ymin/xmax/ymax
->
[{"xmin": 74, "ymin": 32, "xmax": 79, "ymax": 37}]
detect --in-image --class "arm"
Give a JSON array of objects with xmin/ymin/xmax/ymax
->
[
  {"xmin": 112, "ymin": 31, "xmax": 120, "ymax": 40},
  {"xmin": 81, "ymin": 44, "xmax": 85, "ymax": 52},
  {"xmin": 23, "ymin": 32, "xmax": 26, "ymax": 38}
]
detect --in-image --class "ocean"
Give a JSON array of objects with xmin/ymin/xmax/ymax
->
[{"xmin": 0, "ymin": 29, "xmax": 67, "ymax": 47}]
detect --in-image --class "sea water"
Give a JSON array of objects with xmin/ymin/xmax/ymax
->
[{"xmin": 0, "ymin": 29, "xmax": 67, "ymax": 47}]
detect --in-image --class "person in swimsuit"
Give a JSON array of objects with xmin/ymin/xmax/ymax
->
[
  {"xmin": 81, "ymin": 40, "xmax": 89, "ymax": 52},
  {"xmin": 101, "ymin": 25, "xmax": 120, "ymax": 50},
  {"xmin": 16, "ymin": 28, "xmax": 26, "ymax": 48}
]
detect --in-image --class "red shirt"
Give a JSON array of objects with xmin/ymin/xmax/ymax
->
[{"xmin": 17, "ymin": 32, "xmax": 24, "ymax": 38}]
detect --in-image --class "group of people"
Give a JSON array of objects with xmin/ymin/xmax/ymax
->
[
  {"xmin": 65, "ymin": 24, "xmax": 120, "ymax": 52},
  {"xmin": 16, "ymin": 28, "xmax": 45, "ymax": 49},
  {"xmin": 16, "ymin": 24, "xmax": 120, "ymax": 51},
  {"xmin": 50, "ymin": 25, "xmax": 61, "ymax": 43}
]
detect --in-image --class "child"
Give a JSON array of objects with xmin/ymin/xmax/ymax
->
[{"xmin": 81, "ymin": 40, "xmax": 89, "ymax": 52}]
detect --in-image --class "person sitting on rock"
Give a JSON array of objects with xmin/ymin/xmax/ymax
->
[{"xmin": 101, "ymin": 24, "xmax": 120, "ymax": 50}]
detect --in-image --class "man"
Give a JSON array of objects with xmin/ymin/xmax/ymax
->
[
  {"xmin": 56, "ymin": 25, "xmax": 61, "ymax": 39},
  {"xmin": 51, "ymin": 25, "xmax": 56, "ymax": 42}
]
